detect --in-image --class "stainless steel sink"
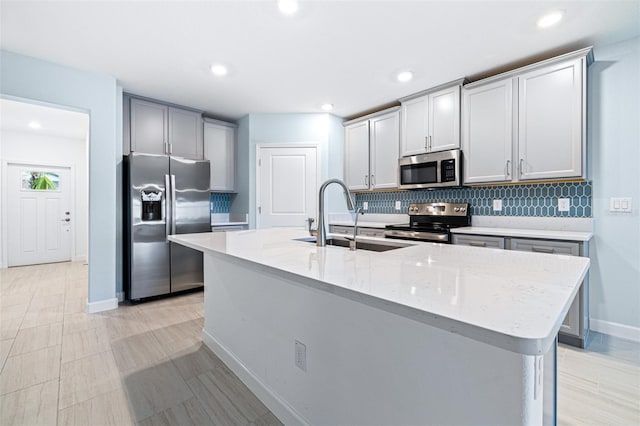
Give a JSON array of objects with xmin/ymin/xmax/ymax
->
[{"xmin": 294, "ymin": 236, "xmax": 412, "ymax": 252}]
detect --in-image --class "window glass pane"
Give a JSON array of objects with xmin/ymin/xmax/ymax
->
[{"xmin": 21, "ymin": 171, "xmax": 60, "ymax": 191}]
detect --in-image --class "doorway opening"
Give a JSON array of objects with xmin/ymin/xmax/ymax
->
[{"xmin": 0, "ymin": 98, "xmax": 89, "ymax": 268}]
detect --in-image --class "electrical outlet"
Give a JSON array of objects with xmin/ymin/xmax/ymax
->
[
  {"xmin": 558, "ymin": 198, "xmax": 570, "ymax": 212},
  {"xmin": 295, "ymin": 340, "xmax": 307, "ymax": 372},
  {"xmin": 362, "ymin": 201, "xmax": 369, "ymax": 211},
  {"xmin": 493, "ymin": 199, "xmax": 502, "ymax": 211},
  {"xmin": 395, "ymin": 201, "xmax": 402, "ymax": 211}
]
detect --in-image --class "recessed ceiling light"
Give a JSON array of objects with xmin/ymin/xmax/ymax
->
[
  {"xmin": 278, "ymin": 0, "xmax": 298, "ymax": 15},
  {"xmin": 28, "ymin": 121, "xmax": 41, "ymax": 129},
  {"xmin": 397, "ymin": 71, "xmax": 414, "ymax": 83},
  {"xmin": 210, "ymin": 64, "xmax": 228, "ymax": 76},
  {"xmin": 537, "ymin": 11, "xmax": 564, "ymax": 28},
  {"xmin": 321, "ymin": 103, "xmax": 334, "ymax": 111}
]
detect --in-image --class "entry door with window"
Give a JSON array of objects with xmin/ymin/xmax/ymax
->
[
  {"xmin": 257, "ymin": 146, "xmax": 318, "ymax": 228},
  {"xmin": 7, "ymin": 164, "xmax": 72, "ymax": 266}
]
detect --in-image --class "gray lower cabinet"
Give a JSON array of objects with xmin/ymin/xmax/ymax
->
[
  {"xmin": 329, "ymin": 225, "xmax": 385, "ymax": 238},
  {"xmin": 128, "ymin": 96, "xmax": 203, "ymax": 159},
  {"xmin": 453, "ymin": 234, "xmax": 589, "ymax": 348},
  {"xmin": 451, "ymin": 234, "xmax": 505, "ymax": 249}
]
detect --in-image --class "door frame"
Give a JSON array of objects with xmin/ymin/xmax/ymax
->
[
  {"xmin": 255, "ymin": 143, "xmax": 320, "ymax": 229},
  {"xmin": 1, "ymin": 160, "xmax": 77, "ymax": 268}
]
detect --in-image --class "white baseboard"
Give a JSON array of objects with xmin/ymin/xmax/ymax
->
[
  {"xmin": 202, "ymin": 329, "xmax": 308, "ymax": 426},
  {"xmin": 591, "ymin": 318, "xmax": 640, "ymax": 342},
  {"xmin": 86, "ymin": 297, "xmax": 118, "ymax": 314}
]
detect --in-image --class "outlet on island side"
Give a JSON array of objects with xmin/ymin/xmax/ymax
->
[{"xmin": 295, "ymin": 340, "xmax": 307, "ymax": 372}]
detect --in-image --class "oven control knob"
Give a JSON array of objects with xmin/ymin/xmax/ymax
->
[
  {"xmin": 454, "ymin": 207, "xmax": 460, "ymax": 212},
  {"xmin": 460, "ymin": 207, "xmax": 466, "ymax": 212}
]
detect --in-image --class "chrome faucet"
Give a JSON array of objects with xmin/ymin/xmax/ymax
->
[
  {"xmin": 348, "ymin": 207, "xmax": 364, "ymax": 251},
  {"xmin": 317, "ymin": 178, "xmax": 355, "ymax": 247}
]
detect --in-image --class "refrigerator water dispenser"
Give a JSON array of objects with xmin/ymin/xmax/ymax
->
[{"xmin": 141, "ymin": 190, "xmax": 163, "ymax": 221}]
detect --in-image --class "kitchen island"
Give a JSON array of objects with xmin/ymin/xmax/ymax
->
[{"xmin": 170, "ymin": 228, "xmax": 589, "ymax": 426}]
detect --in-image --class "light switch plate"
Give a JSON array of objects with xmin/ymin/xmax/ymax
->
[
  {"xmin": 395, "ymin": 201, "xmax": 402, "ymax": 211},
  {"xmin": 493, "ymin": 199, "xmax": 502, "ymax": 211},
  {"xmin": 363, "ymin": 201, "xmax": 369, "ymax": 211},
  {"xmin": 558, "ymin": 198, "xmax": 570, "ymax": 212},
  {"xmin": 610, "ymin": 197, "xmax": 632, "ymax": 213}
]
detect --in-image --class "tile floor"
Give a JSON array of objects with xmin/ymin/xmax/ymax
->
[{"xmin": 1, "ymin": 261, "xmax": 639, "ymax": 425}]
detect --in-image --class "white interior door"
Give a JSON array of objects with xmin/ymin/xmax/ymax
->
[
  {"xmin": 6, "ymin": 163, "xmax": 72, "ymax": 266},
  {"xmin": 257, "ymin": 146, "xmax": 317, "ymax": 228}
]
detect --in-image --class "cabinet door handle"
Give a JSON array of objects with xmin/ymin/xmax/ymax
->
[
  {"xmin": 164, "ymin": 142, "xmax": 169, "ymax": 154},
  {"xmin": 429, "ymin": 136, "xmax": 432, "ymax": 152},
  {"xmin": 364, "ymin": 175, "xmax": 369, "ymax": 187},
  {"xmin": 370, "ymin": 174, "xmax": 375, "ymax": 187},
  {"xmin": 506, "ymin": 160, "xmax": 511, "ymax": 177},
  {"xmin": 519, "ymin": 159, "xmax": 524, "ymax": 176},
  {"xmin": 469, "ymin": 241, "xmax": 487, "ymax": 247},
  {"xmin": 425, "ymin": 136, "xmax": 429, "ymax": 150},
  {"xmin": 532, "ymin": 246, "xmax": 555, "ymax": 254},
  {"xmin": 169, "ymin": 143, "xmax": 173, "ymax": 155}
]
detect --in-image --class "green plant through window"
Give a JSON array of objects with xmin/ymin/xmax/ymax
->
[{"xmin": 21, "ymin": 171, "xmax": 59, "ymax": 191}]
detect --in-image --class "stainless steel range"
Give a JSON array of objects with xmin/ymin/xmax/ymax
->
[{"xmin": 384, "ymin": 202, "xmax": 471, "ymax": 243}]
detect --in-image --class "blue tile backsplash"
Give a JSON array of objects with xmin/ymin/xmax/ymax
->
[
  {"xmin": 356, "ymin": 182, "xmax": 592, "ymax": 217},
  {"xmin": 210, "ymin": 193, "xmax": 231, "ymax": 213}
]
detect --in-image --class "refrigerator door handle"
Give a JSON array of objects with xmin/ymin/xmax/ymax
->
[
  {"xmin": 170, "ymin": 174, "xmax": 177, "ymax": 235},
  {"xmin": 164, "ymin": 174, "xmax": 171, "ymax": 239}
]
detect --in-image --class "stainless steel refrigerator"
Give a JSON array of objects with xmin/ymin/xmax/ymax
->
[{"xmin": 124, "ymin": 152, "xmax": 210, "ymax": 301}]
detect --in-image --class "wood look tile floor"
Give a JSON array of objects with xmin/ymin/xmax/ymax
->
[{"xmin": 1, "ymin": 261, "xmax": 639, "ymax": 425}]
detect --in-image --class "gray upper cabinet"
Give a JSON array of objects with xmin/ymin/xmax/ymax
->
[
  {"xmin": 204, "ymin": 120, "xmax": 236, "ymax": 192},
  {"xmin": 400, "ymin": 80, "xmax": 463, "ymax": 157},
  {"xmin": 128, "ymin": 96, "xmax": 203, "ymax": 159},
  {"xmin": 130, "ymin": 98, "xmax": 168, "ymax": 155},
  {"xmin": 461, "ymin": 47, "xmax": 592, "ymax": 184},
  {"xmin": 462, "ymin": 78, "xmax": 515, "ymax": 184},
  {"xmin": 344, "ymin": 108, "xmax": 400, "ymax": 191},
  {"xmin": 169, "ymin": 108, "xmax": 203, "ymax": 159}
]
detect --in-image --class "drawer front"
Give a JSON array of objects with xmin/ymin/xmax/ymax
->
[
  {"xmin": 510, "ymin": 238, "xmax": 580, "ymax": 256},
  {"xmin": 329, "ymin": 225, "xmax": 353, "ymax": 235},
  {"xmin": 452, "ymin": 235, "xmax": 505, "ymax": 249},
  {"xmin": 358, "ymin": 227, "xmax": 385, "ymax": 238}
]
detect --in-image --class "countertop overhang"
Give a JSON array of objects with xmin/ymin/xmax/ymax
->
[{"xmin": 170, "ymin": 228, "xmax": 589, "ymax": 355}]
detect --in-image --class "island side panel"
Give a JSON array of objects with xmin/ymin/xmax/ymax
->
[{"xmin": 202, "ymin": 254, "xmax": 551, "ymax": 426}]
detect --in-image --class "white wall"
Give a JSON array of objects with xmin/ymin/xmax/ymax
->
[
  {"xmin": 1, "ymin": 129, "xmax": 88, "ymax": 262},
  {"xmin": 588, "ymin": 36, "xmax": 640, "ymax": 332},
  {"xmin": 233, "ymin": 113, "xmax": 347, "ymax": 228},
  {"xmin": 1, "ymin": 50, "xmax": 118, "ymax": 306}
]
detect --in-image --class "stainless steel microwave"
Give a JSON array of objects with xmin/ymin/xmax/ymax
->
[{"xmin": 398, "ymin": 149, "xmax": 463, "ymax": 189}]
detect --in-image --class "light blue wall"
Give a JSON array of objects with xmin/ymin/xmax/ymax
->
[
  {"xmin": 232, "ymin": 113, "xmax": 346, "ymax": 228},
  {"xmin": 1, "ymin": 50, "xmax": 119, "ymax": 304},
  {"xmin": 588, "ymin": 37, "xmax": 640, "ymax": 329}
]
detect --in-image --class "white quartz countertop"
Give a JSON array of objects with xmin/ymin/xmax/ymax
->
[
  {"xmin": 169, "ymin": 229, "xmax": 589, "ymax": 355},
  {"xmin": 451, "ymin": 226, "xmax": 593, "ymax": 241}
]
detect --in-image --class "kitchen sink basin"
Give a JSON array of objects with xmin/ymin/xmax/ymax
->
[{"xmin": 294, "ymin": 236, "xmax": 412, "ymax": 252}]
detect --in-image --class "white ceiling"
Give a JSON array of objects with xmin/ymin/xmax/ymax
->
[
  {"xmin": 0, "ymin": 99, "xmax": 89, "ymax": 140},
  {"xmin": 1, "ymin": 1, "xmax": 639, "ymax": 121}
]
